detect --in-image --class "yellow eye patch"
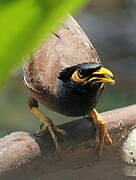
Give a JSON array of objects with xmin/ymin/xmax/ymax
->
[{"xmin": 71, "ymin": 70, "xmax": 88, "ymax": 83}]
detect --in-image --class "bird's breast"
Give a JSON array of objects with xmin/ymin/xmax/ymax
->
[
  {"xmin": 32, "ymin": 83, "xmax": 102, "ymax": 117},
  {"xmin": 56, "ymin": 87, "xmax": 100, "ymax": 117}
]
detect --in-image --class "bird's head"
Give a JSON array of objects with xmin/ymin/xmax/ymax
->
[{"xmin": 59, "ymin": 62, "xmax": 115, "ymax": 90}]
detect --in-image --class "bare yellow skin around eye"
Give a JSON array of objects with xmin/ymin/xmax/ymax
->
[{"xmin": 71, "ymin": 70, "xmax": 88, "ymax": 83}]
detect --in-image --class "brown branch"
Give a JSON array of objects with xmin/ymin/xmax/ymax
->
[{"xmin": 0, "ymin": 105, "xmax": 136, "ymax": 180}]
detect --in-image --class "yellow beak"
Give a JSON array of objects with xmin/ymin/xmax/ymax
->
[
  {"xmin": 89, "ymin": 67, "xmax": 115, "ymax": 85},
  {"xmin": 93, "ymin": 67, "xmax": 113, "ymax": 77}
]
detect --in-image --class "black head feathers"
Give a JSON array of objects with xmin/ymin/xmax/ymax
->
[{"xmin": 58, "ymin": 62, "xmax": 102, "ymax": 83}]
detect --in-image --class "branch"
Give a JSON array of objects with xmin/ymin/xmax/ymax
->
[{"xmin": 1, "ymin": 105, "xmax": 136, "ymax": 179}]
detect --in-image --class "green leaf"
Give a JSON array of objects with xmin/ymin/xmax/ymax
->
[{"xmin": 0, "ymin": 0, "xmax": 89, "ymax": 87}]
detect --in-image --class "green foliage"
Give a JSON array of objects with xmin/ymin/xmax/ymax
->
[{"xmin": 0, "ymin": 0, "xmax": 88, "ymax": 87}]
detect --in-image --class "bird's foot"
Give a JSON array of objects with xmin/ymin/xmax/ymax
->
[
  {"xmin": 34, "ymin": 122, "xmax": 67, "ymax": 153},
  {"xmin": 95, "ymin": 118, "xmax": 112, "ymax": 144},
  {"xmin": 96, "ymin": 119, "xmax": 112, "ymax": 159},
  {"xmin": 35, "ymin": 122, "xmax": 68, "ymax": 136},
  {"xmin": 34, "ymin": 122, "xmax": 47, "ymax": 137},
  {"xmin": 55, "ymin": 127, "xmax": 68, "ymax": 136},
  {"xmin": 34, "ymin": 127, "xmax": 48, "ymax": 137},
  {"xmin": 30, "ymin": 105, "xmax": 67, "ymax": 154},
  {"xmin": 89, "ymin": 109, "xmax": 112, "ymax": 159},
  {"xmin": 47, "ymin": 125, "xmax": 68, "ymax": 154}
]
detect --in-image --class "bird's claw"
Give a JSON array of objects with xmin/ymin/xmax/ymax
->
[{"xmin": 55, "ymin": 128, "xmax": 68, "ymax": 136}]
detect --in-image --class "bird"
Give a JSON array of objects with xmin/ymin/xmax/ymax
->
[{"xmin": 23, "ymin": 15, "xmax": 115, "ymax": 158}]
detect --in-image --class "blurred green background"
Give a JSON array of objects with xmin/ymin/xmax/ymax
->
[{"xmin": 0, "ymin": 0, "xmax": 136, "ymax": 137}]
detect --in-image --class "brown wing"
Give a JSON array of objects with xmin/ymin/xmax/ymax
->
[{"xmin": 23, "ymin": 15, "xmax": 101, "ymax": 93}]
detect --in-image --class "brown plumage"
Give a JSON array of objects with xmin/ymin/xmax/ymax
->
[
  {"xmin": 23, "ymin": 15, "xmax": 115, "ymax": 157},
  {"xmin": 23, "ymin": 15, "xmax": 100, "ymax": 93}
]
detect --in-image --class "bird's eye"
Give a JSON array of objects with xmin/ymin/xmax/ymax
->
[{"xmin": 78, "ymin": 70, "xmax": 85, "ymax": 78}]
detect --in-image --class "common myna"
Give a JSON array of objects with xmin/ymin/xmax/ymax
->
[{"xmin": 23, "ymin": 15, "xmax": 115, "ymax": 157}]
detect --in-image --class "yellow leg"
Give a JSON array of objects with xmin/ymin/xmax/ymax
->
[
  {"xmin": 29, "ymin": 98, "xmax": 67, "ymax": 153},
  {"xmin": 89, "ymin": 109, "xmax": 112, "ymax": 158}
]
